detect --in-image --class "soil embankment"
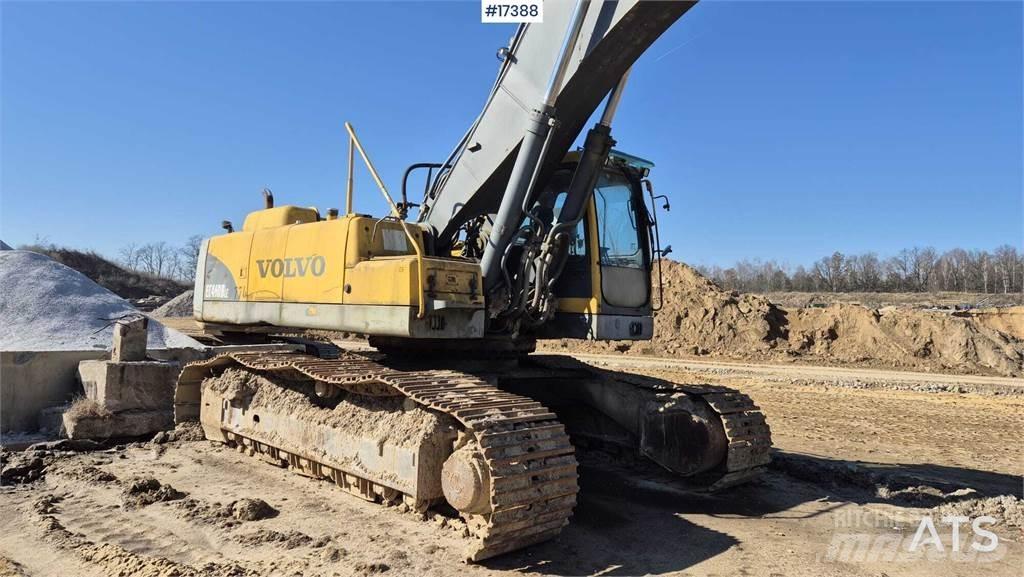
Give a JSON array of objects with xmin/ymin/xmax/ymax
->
[{"xmin": 550, "ymin": 261, "xmax": 1024, "ymax": 377}]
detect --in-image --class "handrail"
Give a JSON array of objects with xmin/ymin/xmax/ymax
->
[{"xmin": 344, "ymin": 122, "xmax": 427, "ymax": 319}]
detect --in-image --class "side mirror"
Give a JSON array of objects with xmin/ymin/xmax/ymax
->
[
  {"xmin": 661, "ymin": 245, "xmax": 673, "ymax": 257},
  {"xmin": 221, "ymin": 220, "xmax": 234, "ymax": 233},
  {"xmin": 643, "ymin": 179, "xmax": 671, "ymax": 211}
]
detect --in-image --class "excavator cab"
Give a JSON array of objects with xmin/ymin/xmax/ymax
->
[{"xmin": 536, "ymin": 150, "xmax": 662, "ymax": 341}]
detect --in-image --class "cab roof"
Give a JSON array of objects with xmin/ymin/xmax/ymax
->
[{"xmin": 563, "ymin": 148, "xmax": 655, "ymax": 171}]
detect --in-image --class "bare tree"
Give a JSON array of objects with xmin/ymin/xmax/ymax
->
[
  {"xmin": 911, "ymin": 247, "xmax": 938, "ymax": 291},
  {"xmin": 971, "ymin": 250, "xmax": 991, "ymax": 294},
  {"xmin": 847, "ymin": 253, "xmax": 881, "ymax": 291},
  {"xmin": 135, "ymin": 242, "xmax": 176, "ymax": 277},
  {"xmin": 942, "ymin": 248, "xmax": 969, "ymax": 292},
  {"xmin": 993, "ymin": 245, "xmax": 1019, "ymax": 294},
  {"xmin": 118, "ymin": 243, "xmax": 141, "ymax": 270},
  {"xmin": 884, "ymin": 250, "xmax": 913, "ymax": 291},
  {"xmin": 178, "ymin": 235, "xmax": 203, "ymax": 282},
  {"xmin": 813, "ymin": 252, "xmax": 846, "ymax": 292}
]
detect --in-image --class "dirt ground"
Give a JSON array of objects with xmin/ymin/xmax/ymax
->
[{"xmin": 2, "ymin": 354, "xmax": 1022, "ymax": 577}]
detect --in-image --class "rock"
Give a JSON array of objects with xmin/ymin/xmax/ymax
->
[
  {"xmin": 230, "ymin": 498, "xmax": 276, "ymax": 521},
  {"xmin": 121, "ymin": 476, "xmax": 186, "ymax": 508},
  {"xmin": 320, "ymin": 546, "xmax": 346, "ymax": 563},
  {"xmin": 25, "ymin": 439, "xmax": 102, "ymax": 452},
  {"xmin": 0, "ymin": 452, "xmax": 46, "ymax": 484},
  {"xmin": 354, "ymin": 562, "xmax": 390, "ymax": 575},
  {"xmin": 63, "ymin": 408, "xmax": 172, "ymax": 440}
]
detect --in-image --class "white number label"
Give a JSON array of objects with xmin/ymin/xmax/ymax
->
[{"xmin": 482, "ymin": 0, "xmax": 543, "ymax": 24}]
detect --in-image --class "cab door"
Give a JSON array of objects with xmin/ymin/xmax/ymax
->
[{"xmin": 593, "ymin": 170, "xmax": 651, "ymax": 309}]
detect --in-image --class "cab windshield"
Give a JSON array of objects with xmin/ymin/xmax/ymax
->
[{"xmin": 594, "ymin": 172, "xmax": 644, "ymax": 269}]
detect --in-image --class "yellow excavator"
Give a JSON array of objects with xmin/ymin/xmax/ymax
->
[{"xmin": 174, "ymin": 0, "xmax": 770, "ymax": 561}]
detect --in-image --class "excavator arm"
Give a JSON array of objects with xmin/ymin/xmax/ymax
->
[{"xmin": 418, "ymin": 1, "xmax": 695, "ymax": 265}]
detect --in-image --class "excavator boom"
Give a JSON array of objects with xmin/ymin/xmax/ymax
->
[{"xmin": 419, "ymin": 1, "xmax": 696, "ymax": 254}]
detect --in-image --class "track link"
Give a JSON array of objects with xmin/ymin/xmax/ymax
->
[{"xmin": 177, "ymin": 350, "xmax": 579, "ymax": 561}]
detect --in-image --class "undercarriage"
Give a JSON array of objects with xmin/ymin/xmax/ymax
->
[{"xmin": 173, "ymin": 341, "xmax": 771, "ymax": 561}]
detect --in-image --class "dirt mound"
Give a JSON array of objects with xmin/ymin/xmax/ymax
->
[
  {"xmin": 653, "ymin": 261, "xmax": 786, "ymax": 356},
  {"xmin": 0, "ymin": 556, "xmax": 28, "ymax": 577},
  {"xmin": 787, "ymin": 303, "xmax": 1024, "ymax": 375},
  {"xmin": 150, "ymin": 421, "xmax": 205, "ymax": 444},
  {"xmin": 19, "ymin": 246, "xmax": 187, "ymax": 299},
  {"xmin": 354, "ymin": 561, "xmax": 392, "ymax": 575},
  {"xmin": 935, "ymin": 495, "xmax": 1024, "ymax": 529},
  {"xmin": 231, "ymin": 498, "xmax": 277, "ymax": 521},
  {"xmin": 554, "ymin": 260, "xmax": 1024, "ymax": 377},
  {"xmin": 49, "ymin": 463, "xmax": 118, "ymax": 484},
  {"xmin": 963, "ymin": 306, "xmax": 1024, "ymax": 341},
  {"xmin": 152, "ymin": 290, "xmax": 194, "ymax": 318},
  {"xmin": 121, "ymin": 477, "xmax": 186, "ymax": 508},
  {"xmin": 0, "ymin": 452, "xmax": 47, "ymax": 485},
  {"xmin": 173, "ymin": 497, "xmax": 236, "ymax": 527},
  {"xmin": 170, "ymin": 421, "xmax": 206, "ymax": 442},
  {"xmin": 235, "ymin": 529, "xmax": 329, "ymax": 548}
]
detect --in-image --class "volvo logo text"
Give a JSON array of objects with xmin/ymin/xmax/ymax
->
[{"xmin": 256, "ymin": 256, "xmax": 327, "ymax": 278}]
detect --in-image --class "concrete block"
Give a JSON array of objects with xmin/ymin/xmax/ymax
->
[
  {"xmin": 113, "ymin": 316, "xmax": 148, "ymax": 362},
  {"xmin": 1, "ymin": 350, "xmax": 108, "ymax": 432},
  {"xmin": 78, "ymin": 360, "xmax": 180, "ymax": 413},
  {"xmin": 38, "ymin": 404, "xmax": 70, "ymax": 434},
  {"xmin": 63, "ymin": 409, "xmax": 172, "ymax": 440}
]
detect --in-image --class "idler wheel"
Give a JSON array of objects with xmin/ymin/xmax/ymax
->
[
  {"xmin": 314, "ymin": 382, "xmax": 340, "ymax": 399},
  {"xmin": 441, "ymin": 445, "xmax": 491, "ymax": 514}
]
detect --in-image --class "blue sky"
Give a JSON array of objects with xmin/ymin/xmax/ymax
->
[{"xmin": 2, "ymin": 1, "xmax": 1021, "ymax": 269}]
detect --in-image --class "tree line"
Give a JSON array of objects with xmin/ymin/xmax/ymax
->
[
  {"xmin": 695, "ymin": 245, "xmax": 1024, "ymax": 294},
  {"xmin": 115, "ymin": 240, "xmax": 1024, "ymax": 294},
  {"xmin": 118, "ymin": 236, "xmax": 203, "ymax": 282}
]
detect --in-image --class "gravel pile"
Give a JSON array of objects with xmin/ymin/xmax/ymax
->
[
  {"xmin": 152, "ymin": 290, "xmax": 194, "ymax": 318},
  {"xmin": 0, "ymin": 250, "xmax": 202, "ymax": 352}
]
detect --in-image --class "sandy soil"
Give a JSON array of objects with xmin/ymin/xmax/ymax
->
[
  {"xmin": 1, "ymin": 356, "xmax": 1021, "ymax": 577},
  {"xmin": 547, "ymin": 261, "xmax": 1024, "ymax": 378}
]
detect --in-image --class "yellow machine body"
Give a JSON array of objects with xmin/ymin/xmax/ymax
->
[
  {"xmin": 193, "ymin": 154, "xmax": 656, "ymax": 342},
  {"xmin": 194, "ymin": 209, "xmax": 486, "ymax": 339}
]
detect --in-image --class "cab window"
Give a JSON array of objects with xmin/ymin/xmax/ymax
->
[{"xmin": 594, "ymin": 173, "xmax": 644, "ymax": 269}]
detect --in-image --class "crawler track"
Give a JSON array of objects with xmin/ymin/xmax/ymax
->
[
  {"xmin": 528, "ymin": 355, "xmax": 772, "ymax": 490},
  {"xmin": 652, "ymin": 383, "xmax": 771, "ymax": 490},
  {"xmin": 176, "ymin": 349, "xmax": 579, "ymax": 561}
]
